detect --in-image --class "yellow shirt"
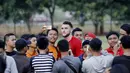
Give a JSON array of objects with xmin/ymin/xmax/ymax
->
[
  {"xmin": 48, "ymin": 45, "xmax": 59, "ymax": 60},
  {"xmin": 26, "ymin": 49, "xmax": 38, "ymax": 58}
]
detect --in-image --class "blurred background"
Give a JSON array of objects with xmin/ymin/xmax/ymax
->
[{"xmin": 0, "ymin": 0, "xmax": 130, "ymax": 49}]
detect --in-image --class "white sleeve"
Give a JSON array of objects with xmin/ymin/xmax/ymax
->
[{"xmin": 10, "ymin": 57, "xmax": 18, "ymax": 73}]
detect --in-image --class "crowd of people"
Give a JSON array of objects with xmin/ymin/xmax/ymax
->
[{"xmin": 0, "ymin": 21, "xmax": 130, "ymax": 73}]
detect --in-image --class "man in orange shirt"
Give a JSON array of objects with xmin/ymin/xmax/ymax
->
[
  {"xmin": 47, "ymin": 28, "xmax": 60, "ymax": 60},
  {"xmin": 21, "ymin": 34, "xmax": 38, "ymax": 58}
]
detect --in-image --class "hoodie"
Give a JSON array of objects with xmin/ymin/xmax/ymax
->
[
  {"xmin": 52, "ymin": 56, "xmax": 81, "ymax": 73},
  {"xmin": 82, "ymin": 51, "xmax": 114, "ymax": 73}
]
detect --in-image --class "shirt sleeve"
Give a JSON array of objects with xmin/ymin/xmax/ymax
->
[{"xmin": 11, "ymin": 57, "xmax": 18, "ymax": 73}]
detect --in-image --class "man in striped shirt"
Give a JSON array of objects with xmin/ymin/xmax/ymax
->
[{"xmin": 30, "ymin": 37, "xmax": 55, "ymax": 73}]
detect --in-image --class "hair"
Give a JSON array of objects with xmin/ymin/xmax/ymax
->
[
  {"xmin": 0, "ymin": 40, "xmax": 5, "ymax": 50},
  {"xmin": 63, "ymin": 21, "xmax": 73, "ymax": 28},
  {"xmin": 106, "ymin": 31, "xmax": 120, "ymax": 39},
  {"xmin": 29, "ymin": 34, "xmax": 36, "ymax": 39},
  {"xmin": 37, "ymin": 37, "xmax": 49, "ymax": 50},
  {"xmin": 120, "ymin": 24, "xmax": 130, "ymax": 35},
  {"xmin": 120, "ymin": 35, "xmax": 130, "ymax": 49},
  {"xmin": 57, "ymin": 39, "xmax": 69, "ymax": 52},
  {"xmin": 89, "ymin": 38, "xmax": 102, "ymax": 52},
  {"xmin": 4, "ymin": 33, "xmax": 15, "ymax": 42},
  {"xmin": 82, "ymin": 40, "xmax": 90, "ymax": 47},
  {"xmin": 36, "ymin": 33, "xmax": 47, "ymax": 39},
  {"xmin": 15, "ymin": 39, "xmax": 28, "ymax": 51},
  {"xmin": 47, "ymin": 28, "xmax": 58, "ymax": 35},
  {"xmin": 72, "ymin": 27, "xmax": 82, "ymax": 36},
  {"xmin": 21, "ymin": 34, "xmax": 31, "ymax": 41}
]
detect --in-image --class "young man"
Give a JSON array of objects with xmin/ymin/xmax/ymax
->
[
  {"xmin": 4, "ymin": 33, "xmax": 17, "ymax": 56},
  {"xmin": 82, "ymin": 38, "xmax": 114, "ymax": 73},
  {"xmin": 0, "ymin": 40, "xmax": 18, "ymax": 73},
  {"xmin": 47, "ymin": 28, "xmax": 60, "ymax": 60},
  {"xmin": 61, "ymin": 21, "xmax": 82, "ymax": 57},
  {"xmin": 120, "ymin": 24, "xmax": 130, "ymax": 38},
  {"xmin": 112, "ymin": 36, "xmax": 130, "ymax": 72},
  {"xmin": 52, "ymin": 39, "xmax": 81, "ymax": 73},
  {"xmin": 13, "ymin": 39, "xmax": 30, "ymax": 73},
  {"xmin": 72, "ymin": 27, "xmax": 83, "ymax": 41},
  {"xmin": 30, "ymin": 37, "xmax": 55, "ymax": 73},
  {"xmin": 25, "ymin": 34, "xmax": 38, "ymax": 58},
  {"xmin": 106, "ymin": 31, "xmax": 124, "ymax": 56}
]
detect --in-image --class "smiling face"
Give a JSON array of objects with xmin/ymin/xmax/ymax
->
[
  {"xmin": 107, "ymin": 34, "xmax": 119, "ymax": 47},
  {"xmin": 74, "ymin": 31, "xmax": 83, "ymax": 41},
  {"xmin": 61, "ymin": 24, "xmax": 72, "ymax": 38},
  {"xmin": 47, "ymin": 30, "xmax": 58, "ymax": 44}
]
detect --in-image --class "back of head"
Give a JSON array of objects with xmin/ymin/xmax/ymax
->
[
  {"xmin": 82, "ymin": 40, "xmax": 90, "ymax": 47},
  {"xmin": 37, "ymin": 37, "xmax": 49, "ymax": 50},
  {"xmin": 120, "ymin": 24, "xmax": 130, "ymax": 35},
  {"xmin": 0, "ymin": 40, "xmax": 5, "ymax": 50},
  {"xmin": 15, "ymin": 39, "xmax": 28, "ymax": 51},
  {"xmin": 63, "ymin": 21, "xmax": 73, "ymax": 28},
  {"xmin": 4, "ymin": 33, "xmax": 15, "ymax": 42},
  {"xmin": 57, "ymin": 39, "xmax": 69, "ymax": 52},
  {"xmin": 89, "ymin": 38, "xmax": 102, "ymax": 52},
  {"xmin": 106, "ymin": 31, "xmax": 120, "ymax": 39},
  {"xmin": 120, "ymin": 35, "xmax": 130, "ymax": 49},
  {"xmin": 72, "ymin": 27, "xmax": 82, "ymax": 36}
]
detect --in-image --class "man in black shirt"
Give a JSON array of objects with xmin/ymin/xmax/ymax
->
[{"xmin": 112, "ymin": 35, "xmax": 130, "ymax": 72}]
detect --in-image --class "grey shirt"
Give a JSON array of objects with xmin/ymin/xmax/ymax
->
[
  {"xmin": 52, "ymin": 56, "xmax": 81, "ymax": 73},
  {"xmin": 5, "ymin": 56, "xmax": 18, "ymax": 73}
]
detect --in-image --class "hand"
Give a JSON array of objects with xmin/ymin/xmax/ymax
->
[{"xmin": 113, "ymin": 41, "xmax": 120, "ymax": 56}]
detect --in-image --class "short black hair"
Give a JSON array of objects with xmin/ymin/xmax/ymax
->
[
  {"xmin": 0, "ymin": 40, "xmax": 5, "ymax": 50},
  {"xmin": 120, "ymin": 36, "xmax": 130, "ymax": 49},
  {"xmin": 72, "ymin": 27, "xmax": 82, "ymax": 36},
  {"xmin": 29, "ymin": 34, "xmax": 36, "ymax": 39},
  {"xmin": 36, "ymin": 33, "xmax": 47, "ymax": 39},
  {"xmin": 37, "ymin": 37, "xmax": 49, "ymax": 50},
  {"xmin": 106, "ymin": 31, "xmax": 120, "ymax": 39},
  {"xmin": 4, "ymin": 33, "xmax": 15, "ymax": 42},
  {"xmin": 89, "ymin": 38, "xmax": 102, "ymax": 52},
  {"xmin": 63, "ymin": 21, "xmax": 73, "ymax": 28},
  {"xmin": 57, "ymin": 39, "xmax": 69, "ymax": 52},
  {"xmin": 120, "ymin": 24, "xmax": 130, "ymax": 34},
  {"xmin": 82, "ymin": 40, "xmax": 90, "ymax": 47},
  {"xmin": 47, "ymin": 28, "xmax": 58, "ymax": 35},
  {"xmin": 21, "ymin": 34, "xmax": 31, "ymax": 41},
  {"xmin": 15, "ymin": 39, "xmax": 28, "ymax": 51}
]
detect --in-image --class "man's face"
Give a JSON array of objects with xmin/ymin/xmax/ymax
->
[
  {"xmin": 74, "ymin": 31, "xmax": 83, "ymax": 41},
  {"xmin": 61, "ymin": 24, "xmax": 71, "ymax": 37},
  {"xmin": 107, "ymin": 34, "xmax": 119, "ymax": 47},
  {"xmin": 48, "ymin": 30, "xmax": 58, "ymax": 44},
  {"xmin": 29, "ymin": 37, "xmax": 37, "ymax": 48},
  {"xmin": 120, "ymin": 29, "xmax": 127, "ymax": 38},
  {"xmin": 6, "ymin": 35, "xmax": 16, "ymax": 48}
]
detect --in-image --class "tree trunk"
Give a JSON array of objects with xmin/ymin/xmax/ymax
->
[
  {"xmin": 26, "ymin": 20, "xmax": 31, "ymax": 33},
  {"xmin": 100, "ymin": 20, "xmax": 104, "ymax": 35},
  {"xmin": 94, "ymin": 21, "xmax": 98, "ymax": 35},
  {"xmin": 110, "ymin": 8, "xmax": 112, "ymax": 31},
  {"xmin": 14, "ymin": 22, "xmax": 16, "ymax": 35}
]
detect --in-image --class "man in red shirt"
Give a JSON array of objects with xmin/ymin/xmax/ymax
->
[
  {"xmin": 106, "ymin": 31, "xmax": 124, "ymax": 56},
  {"xmin": 61, "ymin": 21, "xmax": 82, "ymax": 57}
]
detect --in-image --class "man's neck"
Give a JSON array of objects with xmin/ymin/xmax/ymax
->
[
  {"xmin": 39, "ymin": 49, "xmax": 47, "ymax": 54},
  {"xmin": 124, "ymin": 49, "xmax": 130, "ymax": 56},
  {"xmin": 28, "ymin": 47, "xmax": 35, "ymax": 52},
  {"xmin": 92, "ymin": 51, "xmax": 101, "ymax": 56},
  {"xmin": 65, "ymin": 35, "xmax": 72, "ymax": 42},
  {"xmin": 61, "ymin": 52, "xmax": 69, "ymax": 58},
  {"xmin": 6, "ymin": 46, "xmax": 14, "ymax": 52},
  {"xmin": 49, "ymin": 42, "xmax": 54, "ymax": 46}
]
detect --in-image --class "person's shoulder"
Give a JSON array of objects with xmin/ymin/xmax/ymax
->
[
  {"xmin": 6, "ymin": 56, "xmax": 15, "ymax": 62},
  {"xmin": 114, "ymin": 55, "xmax": 126, "ymax": 60}
]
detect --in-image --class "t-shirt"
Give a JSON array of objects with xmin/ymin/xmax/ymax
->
[
  {"xmin": 106, "ymin": 46, "xmax": 124, "ymax": 56},
  {"xmin": 69, "ymin": 36, "xmax": 82, "ymax": 57},
  {"xmin": 6, "ymin": 51, "xmax": 17, "ymax": 56},
  {"xmin": 26, "ymin": 49, "xmax": 38, "ymax": 58},
  {"xmin": 30, "ymin": 54, "xmax": 55, "ymax": 73},
  {"xmin": 112, "ymin": 55, "xmax": 130, "ymax": 72}
]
